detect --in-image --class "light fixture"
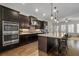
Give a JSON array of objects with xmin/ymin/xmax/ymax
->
[
  {"xmin": 43, "ymin": 13, "xmax": 46, "ymax": 16},
  {"xmin": 54, "ymin": 17, "xmax": 59, "ymax": 23},
  {"xmin": 53, "ymin": 7, "xmax": 57, "ymax": 12},
  {"xmin": 54, "ymin": 17, "xmax": 57, "ymax": 22},
  {"xmin": 51, "ymin": 16, "xmax": 54, "ymax": 20},
  {"xmin": 56, "ymin": 20, "xmax": 59, "ymax": 23},
  {"xmin": 50, "ymin": 3, "xmax": 54, "ymax": 20},
  {"xmin": 50, "ymin": 3, "xmax": 59, "ymax": 23},
  {"xmin": 35, "ymin": 8, "xmax": 39, "ymax": 12}
]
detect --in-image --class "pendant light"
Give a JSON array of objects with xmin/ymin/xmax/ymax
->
[
  {"xmin": 53, "ymin": 7, "xmax": 57, "ymax": 12},
  {"xmin": 50, "ymin": 3, "xmax": 54, "ymax": 20},
  {"xmin": 50, "ymin": 3, "xmax": 59, "ymax": 23},
  {"xmin": 56, "ymin": 9, "xmax": 59, "ymax": 23},
  {"xmin": 54, "ymin": 7, "xmax": 59, "ymax": 23}
]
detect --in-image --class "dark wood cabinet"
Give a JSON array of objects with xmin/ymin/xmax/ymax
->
[
  {"xmin": 29, "ymin": 16, "xmax": 40, "ymax": 29},
  {"xmin": 38, "ymin": 36, "xmax": 48, "ymax": 52},
  {"xmin": 29, "ymin": 16, "xmax": 38, "ymax": 26},
  {"xmin": 0, "ymin": 6, "xmax": 2, "ymax": 21},
  {"xmin": 43, "ymin": 21, "xmax": 48, "ymax": 29},
  {"xmin": 35, "ymin": 20, "xmax": 41, "ymax": 29},
  {"xmin": 37, "ymin": 21, "xmax": 48, "ymax": 29},
  {"xmin": 29, "ymin": 16, "xmax": 48, "ymax": 29},
  {"xmin": 1, "ymin": 5, "xmax": 19, "ymax": 22},
  {"xmin": 0, "ymin": 5, "xmax": 19, "ymax": 49},
  {"xmin": 19, "ymin": 34, "xmax": 38, "ymax": 45},
  {"xmin": 19, "ymin": 14, "xmax": 30, "ymax": 29},
  {"xmin": 40, "ymin": 21, "xmax": 44, "ymax": 29},
  {"xmin": 38, "ymin": 36, "xmax": 57, "ymax": 55},
  {"xmin": 0, "ymin": 6, "xmax": 2, "ymax": 37},
  {"xmin": 38, "ymin": 36, "xmax": 67, "ymax": 56}
]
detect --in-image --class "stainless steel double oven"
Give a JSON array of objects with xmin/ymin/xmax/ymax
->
[{"xmin": 2, "ymin": 21, "xmax": 19, "ymax": 46}]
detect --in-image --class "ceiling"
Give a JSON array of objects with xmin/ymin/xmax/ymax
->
[{"xmin": 0, "ymin": 3, "xmax": 79, "ymax": 21}]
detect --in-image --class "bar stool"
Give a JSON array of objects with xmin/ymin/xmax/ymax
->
[{"xmin": 58, "ymin": 35, "xmax": 68, "ymax": 56}]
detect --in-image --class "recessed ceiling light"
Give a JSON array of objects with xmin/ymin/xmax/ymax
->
[
  {"xmin": 43, "ymin": 13, "xmax": 46, "ymax": 16},
  {"xmin": 35, "ymin": 8, "xmax": 39, "ymax": 12}
]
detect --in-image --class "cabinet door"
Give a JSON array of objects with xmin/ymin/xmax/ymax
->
[
  {"xmin": 19, "ymin": 14, "xmax": 25, "ymax": 29},
  {"xmin": 0, "ymin": 6, "xmax": 2, "ymax": 47},
  {"xmin": 38, "ymin": 36, "xmax": 47, "ymax": 52},
  {"xmin": 2, "ymin": 6, "xmax": 19, "ymax": 22},
  {"xmin": 35, "ymin": 21, "xmax": 43, "ymax": 29},
  {"xmin": 24, "ymin": 16, "xmax": 30, "ymax": 29},
  {"xmin": 40, "ymin": 21, "xmax": 44, "ymax": 29},
  {"xmin": 0, "ymin": 6, "xmax": 2, "ymax": 21},
  {"xmin": 19, "ymin": 14, "xmax": 30, "ymax": 29}
]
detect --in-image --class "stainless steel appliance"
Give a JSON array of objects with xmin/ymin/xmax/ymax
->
[{"xmin": 2, "ymin": 21, "xmax": 19, "ymax": 46}]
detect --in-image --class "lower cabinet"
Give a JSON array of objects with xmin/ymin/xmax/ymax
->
[
  {"xmin": 38, "ymin": 36, "xmax": 48, "ymax": 56},
  {"xmin": 0, "ymin": 43, "xmax": 19, "ymax": 51},
  {"xmin": 19, "ymin": 34, "xmax": 38, "ymax": 45},
  {"xmin": 38, "ymin": 36, "xmax": 47, "ymax": 52},
  {"xmin": 0, "ymin": 34, "xmax": 38, "ymax": 51},
  {"xmin": 38, "ymin": 36, "xmax": 59, "ymax": 56}
]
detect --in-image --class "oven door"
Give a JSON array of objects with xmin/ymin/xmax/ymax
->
[
  {"xmin": 4, "ymin": 25, "xmax": 18, "ymax": 31},
  {"xmin": 3, "ymin": 34, "xmax": 19, "ymax": 46}
]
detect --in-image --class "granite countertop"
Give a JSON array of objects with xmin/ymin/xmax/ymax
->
[
  {"xmin": 19, "ymin": 33, "xmax": 33, "ymax": 35},
  {"xmin": 38, "ymin": 33, "xmax": 64, "ymax": 39},
  {"xmin": 19, "ymin": 32, "xmax": 43, "ymax": 35}
]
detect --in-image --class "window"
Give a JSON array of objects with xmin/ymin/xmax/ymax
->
[
  {"xmin": 77, "ymin": 24, "xmax": 79, "ymax": 33},
  {"xmin": 54, "ymin": 25, "xmax": 59, "ymax": 32},
  {"xmin": 61, "ymin": 25, "xmax": 66, "ymax": 32},
  {"xmin": 68, "ymin": 24, "xmax": 74, "ymax": 33}
]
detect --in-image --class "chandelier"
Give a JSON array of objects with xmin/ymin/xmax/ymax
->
[{"xmin": 50, "ymin": 3, "xmax": 59, "ymax": 23}]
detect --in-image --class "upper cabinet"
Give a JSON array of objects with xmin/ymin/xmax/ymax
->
[
  {"xmin": 29, "ymin": 16, "xmax": 48, "ymax": 29},
  {"xmin": 29, "ymin": 16, "xmax": 38, "ymax": 26},
  {"xmin": 0, "ymin": 5, "xmax": 48, "ymax": 30},
  {"xmin": 1, "ymin": 5, "xmax": 19, "ymax": 22},
  {"xmin": 41, "ymin": 21, "xmax": 48, "ymax": 29},
  {"xmin": 19, "ymin": 14, "xmax": 30, "ymax": 29},
  {"xmin": 29, "ymin": 16, "xmax": 39, "ymax": 29},
  {"xmin": 0, "ymin": 6, "xmax": 2, "ymax": 21}
]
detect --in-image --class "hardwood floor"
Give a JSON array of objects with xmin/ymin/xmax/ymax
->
[
  {"xmin": 0, "ymin": 41, "xmax": 38, "ymax": 56},
  {"xmin": 0, "ymin": 39, "xmax": 79, "ymax": 56},
  {"xmin": 67, "ymin": 39, "xmax": 79, "ymax": 56}
]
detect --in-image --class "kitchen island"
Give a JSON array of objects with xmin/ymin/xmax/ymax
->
[
  {"xmin": 38, "ymin": 33, "xmax": 67, "ymax": 56},
  {"xmin": 38, "ymin": 33, "xmax": 79, "ymax": 56}
]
